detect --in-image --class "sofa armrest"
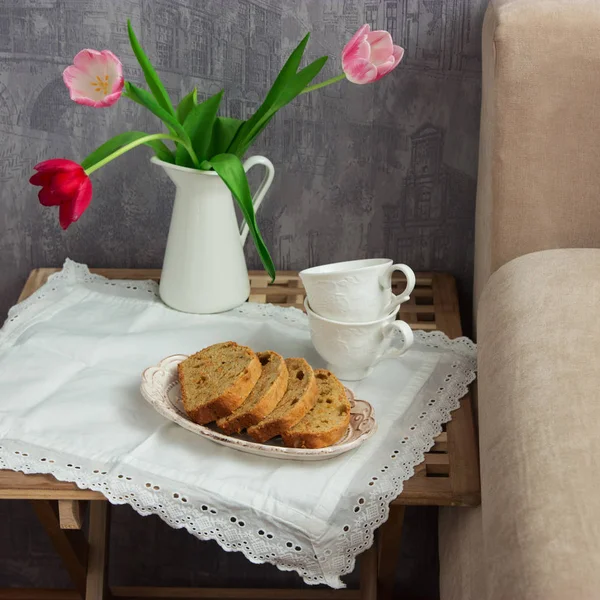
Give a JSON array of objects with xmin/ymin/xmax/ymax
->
[
  {"xmin": 477, "ymin": 249, "xmax": 600, "ymax": 599},
  {"xmin": 474, "ymin": 0, "xmax": 600, "ymax": 309}
]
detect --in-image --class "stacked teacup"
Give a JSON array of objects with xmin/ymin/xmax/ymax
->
[{"xmin": 300, "ymin": 259, "xmax": 416, "ymax": 381}]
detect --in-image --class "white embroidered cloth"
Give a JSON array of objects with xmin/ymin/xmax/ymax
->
[{"xmin": 0, "ymin": 260, "xmax": 476, "ymax": 588}]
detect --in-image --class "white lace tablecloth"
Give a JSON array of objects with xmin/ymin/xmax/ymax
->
[{"xmin": 0, "ymin": 260, "xmax": 476, "ymax": 588}]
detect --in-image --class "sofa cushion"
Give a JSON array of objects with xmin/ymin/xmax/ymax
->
[
  {"xmin": 474, "ymin": 0, "xmax": 600, "ymax": 309},
  {"xmin": 478, "ymin": 249, "xmax": 600, "ymax": 599}
]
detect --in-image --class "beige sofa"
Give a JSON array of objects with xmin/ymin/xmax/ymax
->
[{"xmin": 439, "ymin": 1, "xmax": 600, "ymax": 598}]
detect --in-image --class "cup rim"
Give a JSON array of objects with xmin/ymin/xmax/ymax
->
[
  {"xmin": 300, "ymin": 258, "xmax": 392, "ymax": 278},
  {"xmin": 304, "ymin": 298, "xmax": 399, "ymax": 326}
]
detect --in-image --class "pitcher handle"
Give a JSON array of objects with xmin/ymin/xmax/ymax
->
[{"xmin": 239, "ymin": 155, "xmax": 275, "ymax": 246}]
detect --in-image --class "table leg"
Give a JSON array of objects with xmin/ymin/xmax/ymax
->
[
  {"xmin": 85, "ymin": 501, "xmax": 111, "ymax": 600},
  {"xmin": 31, "ymin": 501, "xmax": 88, "ymax": 598},
  {"xmin": 59, "ymin": 500, "xmax": 85, "ymax": 529},
  {"xmin": 359, "ymin": 543, "xmax": 378, "ymax": 600},
  {"xmin": 377, "ymin": 505, "xmax": 406, "ymax": 600}
]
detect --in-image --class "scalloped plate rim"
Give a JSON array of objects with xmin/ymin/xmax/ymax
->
[{"xmin": 140, "ymin": 354, "xmax": 377, "ymax": 461}]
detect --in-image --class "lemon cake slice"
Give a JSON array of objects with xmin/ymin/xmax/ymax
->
[
  {"xmin": 282, "ymin": 369, "xmax": 351, "ymax": 449},
  {"xmin": 247, "ymin": 358, "xmax": 317, "ymax": 443},
  {"xmin": 178, "ymin": 342, "xmax": 261, "ymax": 425},
  {"xmin": 216, "ymin": 350, "xmax": 288, "ymax": 435}
]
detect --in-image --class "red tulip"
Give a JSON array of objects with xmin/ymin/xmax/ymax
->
[{"xmin": 29, "ymin": 159, "xmax": 93, "ymax": 230}]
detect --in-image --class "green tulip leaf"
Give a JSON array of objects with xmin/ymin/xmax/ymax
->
[
  {"xmin": 127, "ymin": 20, "xmax": 175, "ymax": 117},
  {"xmin": 227, "ymin": 34, "xmax": 327, "ymax": 157},
  {"xmin": 175, "ymin": 90, "xmax": 224, "ymax": 167},
  {"xmin": 176, "ymin": 88, "xmax": 198, "ymax": 124},
  {"xmin": 235, "ymin": 55, "xmax": 328, "ymax": 157},
  {"xmin": 124, "ymin": 83, "xmax": 192, "ymax": 150},
  {"xmin": 249, "ymin": 33, "xmax": 310, "ymax": 121},
  {"xmin": 81, "ymin": 131, "xmax": 174, "ymax": 170},
  {"xmin": 228, "ymin": 35, "xmax": 309, "ymax": 155},
  {"xmin": 205, "ymin": 153, "xmax": 275, "ymax": 281},
  {"xmin": 206, "ymin": 117, "xmax": 243, "ymax": 161},
  {"xmin": 274, "ymin": 56, "xmax": 329, "ymax": 111}
]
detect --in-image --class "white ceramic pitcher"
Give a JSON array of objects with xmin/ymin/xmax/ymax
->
[{"xmin": 151, "ymin": 156, "xmax": 275, "ymax": 314}]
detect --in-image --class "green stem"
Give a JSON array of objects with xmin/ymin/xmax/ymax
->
[
  {"xmin": 178, "ymin": 140, "xmax": 201, "ymax": 169},
  {"xmin": 300, "ymin": 73, "xmax": 346, "ymax": 95},
  {"xmin": 84, "ymin": 133, "xmax": 197, "ymax": 175}
]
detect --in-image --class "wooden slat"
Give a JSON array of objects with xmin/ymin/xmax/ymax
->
[
  {"xmin": 0, "ymin": 471, "xmax": 104, "ymax": 500},
  {"xmin": 430, "ymin": 273, "xmax": 461, "ymax": 338},
  {"xmin": 409, "ymin": 322, "xmax": 437, "ymax": 331},
  {"xmin": 409, "ymin": 462, "xmax": 428, "ymax": 478},
  {"xmin": 85, "ymin": 502, "xmax": 111, "ymax": 600},
  {"xmin": 18, "ymin": 269, "xmax": 436, "ymax": 303},
  {"xmin": 394, "ymin": 478, "xmax": 456, "ymax": 506},
  {"xmin": 58, "ymin": 500, "xmax": 84, "ymax": 529},
  {"xmin": 287, "ymin": 279, "xmax": 304, "ymax": 306},
  {"xmin": 431, "ymin": 274, "xmax": 480, "ymax": 505},
  {"xmin": 113, "ymin": 589, "xmax": 359, "ymax": 599},
  {"xmin": 401, "ymin": 287, "xmax": 433, "ymax": 298},
  {"xmin": 359, "ymin": 545, "xmax": 377, "ymax": 600},
  {"xmin": 17, "ymin": 268, "xmax": 439, "ymax": 330},
  {"xmin": 394, "ymin": 454, "xmax": 450, "ymax": 476},
  {"xmin": 398, "ymin": 293, "xmax": 418, "ymax": 327},
  {"xmin": 30, "ymin": 501, "xmax": 87, "ymax": 598},
  {"xmin": 412, "ymin": 274, "xmax": 433, "ymax": 285},
  {"xmin": 446, "ymin": 393, "xmax": 480, "ymax": 506},
  {"xmin": 247, "ymin": 286, "xmax": 307, "ymax": 296},
  {"xmin": 377, "ymin": 505, "xmax": 405, "ymax": 600},
  {"xmin": 0, "ymin": 590, "xmax": 361, "ymax": 600},
  {"xmin": 0, "ymin": 590, "xmax": 80, "ymax": 600},
  {"xmin": 432, "ymin": 432, "xmax": 448, "ymax": 453},
  {"xmin": 18, "ymin": 269, "xmax": 52, "ymax": 302},
  {"xmin": 399, "ymin": 304, "xmax": 435, "ymax": 314},
  {"xmin": 249, "ymin": 302, "xmax": 304, "ymax": 310},
  {"xmin": 19, "ymin": 269, "xmax": 435, "ymax": 290},
  {"xmin": 424, "ymin": 454, "xmax": 450, "ymax": 476}
]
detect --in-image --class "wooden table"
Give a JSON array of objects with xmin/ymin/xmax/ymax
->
[{"xmin": 0, "ymin": 269, "xmax": 480, "ymax": 600}]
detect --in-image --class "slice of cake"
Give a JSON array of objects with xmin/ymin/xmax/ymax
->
[
  {"xmin": 178, "ymin": 342, "xmax": 261, "ymax": 425},
  {"xmin": 247, "ymin": 358, "xmax": 317, "ymax": 443},
  {"xmin": 281, "ymin": 369, "xmax": 351, "ymax": 449},
  {"xmin": 216, "ymin": 350, "xmax": 288, "ymax": 435}
]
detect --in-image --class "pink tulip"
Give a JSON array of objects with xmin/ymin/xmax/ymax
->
[
  {"xmin": 63, "ymin": 49, "xmax": 124, "ymax": 107},
  {"xmin": 342, "ymin": 24, "xmax": 404, "ymax": 85}
]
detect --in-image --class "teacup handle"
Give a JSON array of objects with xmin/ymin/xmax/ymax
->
[
  {"xmin": 377, "ymin": 320, "xmax": 414, "ymax": 362},
  {"xmin": 379, "ymin": 264, "xmax": 416, "ymax": 313}
]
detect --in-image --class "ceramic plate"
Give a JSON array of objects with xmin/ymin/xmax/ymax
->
[{"xmin": 140, "ymin": 354, "xmax": 377, "ymax": 461}]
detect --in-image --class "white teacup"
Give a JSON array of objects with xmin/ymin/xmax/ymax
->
[
  {"xmin": 305, "ymin": 299, "xmax": 414, "ymax": 381},
  {"xmin": 299, "ymin": 258, "xmax": 416, "ymax": 323}
]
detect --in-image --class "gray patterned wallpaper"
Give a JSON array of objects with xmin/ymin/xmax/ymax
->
[
  {"xmin": 0, "ymin": 0, "xmax": 485, "ymax": 593},
  {"xmin": 0, "ymin": 0, "xmax": 483, "ymax": 317}
]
